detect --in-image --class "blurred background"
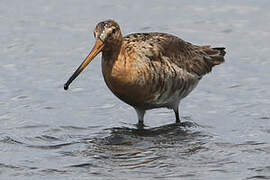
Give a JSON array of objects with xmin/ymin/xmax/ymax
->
[{"xmin": 0, "ymin": 0, "xmax": 269, "ymax": 179}]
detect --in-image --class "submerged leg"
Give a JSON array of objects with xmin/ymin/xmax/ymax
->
[
  {"xmin": 173, "ymin": 106, "xmax": 181, "ymax": 123},
  {"xmin": 135, "ymin": 108, "xmax": 145, "ymax": 128},
  {"xmin": 173, "ymin": 105, "xmax": 193, "ymax": 127}
]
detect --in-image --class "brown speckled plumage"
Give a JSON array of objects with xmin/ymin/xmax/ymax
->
[{"xmin": 64, "ymin": 20, "xmax": 226, "ymax": 128}]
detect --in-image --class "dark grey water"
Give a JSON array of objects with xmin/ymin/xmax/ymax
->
[{"xmin": 1, "ymin": 0, "xmax": 270, "ymax": 179}]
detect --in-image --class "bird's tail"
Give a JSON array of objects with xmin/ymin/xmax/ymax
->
[
  {"xmin": 193, "ymin": 46, "xmax": 226, "ymax": 76},
  {"xmin": 209, "ymin": 47, "xmax": 226, "ymax": 65},
  {"xmin": 183, "ymin": 46, "xmax": 226, "ymax": 77}
]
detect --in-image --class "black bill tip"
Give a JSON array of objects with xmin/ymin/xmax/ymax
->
[{"xmin": 64, "ymin": 83, "xmax": 69, "ymax": 90}]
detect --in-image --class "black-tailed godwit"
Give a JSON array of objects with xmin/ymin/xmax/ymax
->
[{"xmin": 64, "ymin": 20, "xmax": 226, "ymax": 128}]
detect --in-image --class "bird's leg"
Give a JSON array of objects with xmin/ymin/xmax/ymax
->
[
  {"xmin": 173, "ymin": 107, "xmax": 181, "ymax": 123},
  {"xmin": 135, "ymin": 108, "xmax": 145, "ymax": 129}
]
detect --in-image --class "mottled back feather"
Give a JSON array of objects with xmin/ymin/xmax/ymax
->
[{"xmin": 124, "ymin": 33, "xmax": 225, "ymax": 77}]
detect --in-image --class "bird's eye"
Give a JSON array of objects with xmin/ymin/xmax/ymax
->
[{"xmin": 112, "ymin": 29, "xmax": 116, "ymax": 34}]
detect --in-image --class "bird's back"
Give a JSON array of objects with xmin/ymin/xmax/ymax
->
[{"xmin": 124, "ymin": 32, "xmax": 225, "ymax": 77}]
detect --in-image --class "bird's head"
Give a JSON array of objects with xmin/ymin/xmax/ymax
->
[
  {"xmin": 94, "ymin": 19, "xmax": 122, "ymax": 48},
  {"xmin": 64, "ymin": 20, "xmax": 122, "ymax": 90}
]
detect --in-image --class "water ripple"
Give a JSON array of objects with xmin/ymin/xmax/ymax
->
[
  {"xmin": 246, "ymin": 175, "xmax": 270, "ymax": 180},
  {"xmin": 27, "ymin": 141, "xmax": 79, "ymax": 150},
  {"xmin": 0, "ymin": 136, "xmax": 24, "ymax": 145}
]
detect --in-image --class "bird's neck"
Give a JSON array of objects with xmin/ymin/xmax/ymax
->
[{"xmin": 102, "ymin": 40, "xmax": 122, "ymax": 61}]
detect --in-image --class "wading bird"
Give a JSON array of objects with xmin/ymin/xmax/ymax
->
[{"xmin": 64, "ymin": 20, "xmax": 225, "ymax": 128}]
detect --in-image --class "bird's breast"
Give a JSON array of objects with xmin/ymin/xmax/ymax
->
[{"xmin": 101, "ymin": 50, "xmax": 154, "ymax": 107}]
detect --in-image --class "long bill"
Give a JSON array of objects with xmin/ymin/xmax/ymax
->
[{"xmin": 64, "ymin": 39, "xmax": 104, "ymax": 90}]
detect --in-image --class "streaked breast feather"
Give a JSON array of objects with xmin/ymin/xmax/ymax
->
[{"xmin": 138, "ymin": 56, "xmax": 199, "ymax": 107}]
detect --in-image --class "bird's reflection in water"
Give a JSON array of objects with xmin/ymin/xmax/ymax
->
[
  {"xmin": 98, "ymin": 121, "xmax": 205, "ymax": 146},
  {"xmin": 79, "ymin": 120, "xmax": 211, "ymax": 171}
]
